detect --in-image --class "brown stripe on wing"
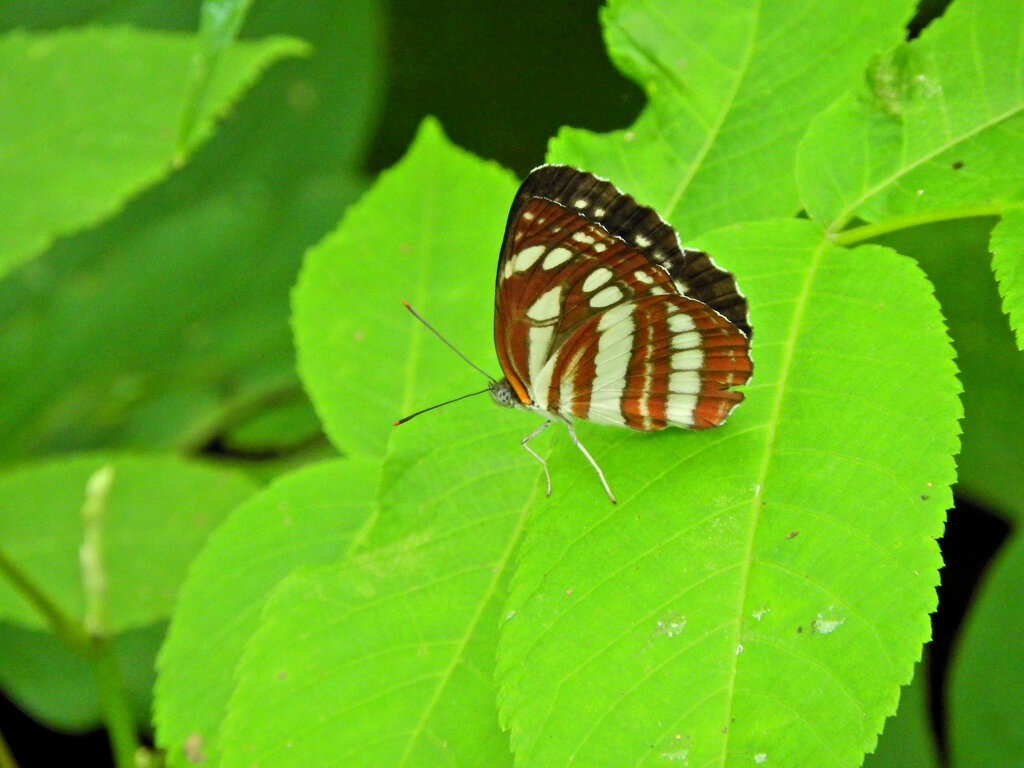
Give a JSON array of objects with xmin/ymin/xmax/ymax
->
[
  {"xmin": 546, "ymin": 295, "xmax": 751, "ymax": 432},
  {"xmin": 543, "ymin": 313, "xmax": 598, "ymax": 419}
]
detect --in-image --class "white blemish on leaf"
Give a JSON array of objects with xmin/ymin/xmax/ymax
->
[
  {"xmin": 812, "ymin": 612, "xmax": 845, "ymax": 634},
  {"xmin": 655, "ymin": 611, "xmax": 687, "ymax": 638}
]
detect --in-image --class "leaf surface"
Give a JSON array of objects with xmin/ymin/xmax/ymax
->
[
  {"xmin": 991, "ymin": 206, "xmax": 1024, "ymax": 351},
  {"xmin": 293, "ymin": 117, "xmax": 519, "ymax": 457},
  {"xmin": 0, "ymin": 620, "xmax": 163, "ymax": 732},
  {"xmin": 552, "ymin": 0, "xmax": 916, "ymax": 237},
  {"xmin": 496, "ymin": 220, "xmax": 960, "ymax": 767},
  {"xmin": 153, "ymin": 458, "xmax": 378, "ymax": 767},
  {"xmin": 796, "ymin": 0, "xmax": 1024, "ymax": 229},
  {"xmin": 0, "ymin": 454, "xmax": 255, "ymax": 631},
  {"xmin": 949, "ymin": 530, "xmax": 1024, "ymax": 767},
  {"xmin": 0, "ymin": 26, "xmax": 305, "ymax": 278}
]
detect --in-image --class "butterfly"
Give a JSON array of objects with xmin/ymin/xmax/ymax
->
[{"xmin": 397, "ymin": 165, "xmax": 752, "ymax": 503}]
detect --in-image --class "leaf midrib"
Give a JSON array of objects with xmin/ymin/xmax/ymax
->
[
  {"xmin": 395, "ymin": 489, "xmax": 536, "ymax": 767},
  {"xmin": 664, "ymin": 0, "xmax": 763, "ymax": 219},
  {"xmin": 718, "ymin": 235, "xmax": 827, "ymax": 764}
]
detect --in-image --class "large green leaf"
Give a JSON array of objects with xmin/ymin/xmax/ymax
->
[
  {"xmin": 153, "ymin": 457, "xmax": 379, "ymax": 768},
  {"xmin": 796, "ymin": 0, "xmax": 1024, "ymax": 230},
  {"xmin": 0, "ymin": 25, "xmax": 306, "ymax": 278},
  {"xmin": 0, "ymin": 1, "xmax": 382, "ymax": 461},
  {"xmin": 496, "ymin": 220, "xmax": 959, "ymax": 766},
  {"xmin": 948, "ymin": 530, "xmax": 1024, "ymax": 767},
  {"xmin": 551, "ymin": 0, "xmax": 917, "ymax": 238},
  {"xmin": 0, "ymin": 454, "xmax": 256, "ymax": 631},
  {"xmin": 216, "ymin": 422, "xmax": 537, "ymax": 766},
  {"xmin": 293, "ymin": 117, "xmax": 519, "ymax": 457}
]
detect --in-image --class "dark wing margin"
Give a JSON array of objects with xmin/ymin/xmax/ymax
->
[{"xmin": 501, "ymin": 164, "xmax": 751, "ymax": 338}]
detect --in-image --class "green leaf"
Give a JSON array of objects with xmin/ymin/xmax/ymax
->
[
  {"xmin": 0, "ymin": 620, "xmax": 163, "ymax": 732},
  {"xmin": 948, "ymin": 530, "xmax": 1024, "ymax": 767},
  {"xmin": 0, "ymin": 3, "xmax": 381, "ymax": 462},
  {"xmin": 496, "ymin": 220, "xmax": 960, "ymax": 767},
  {"xmin": 991, "ymin": 206, "xmax": 1024, "ymax": 351},
  {"xmin": 176, "ymin": 0, "xmax": 258, "ymax": 155},
  {"xmin": 154, "ymin": 457, "xmax": 379, "ymax": 768},
  {"xmin": 796, "ymin": 0, "xmax": 1024, "ymax": 229},
  {"xmin": 551, "ymin": 0, "xmax": 917, "ymax": 237},
  {"xmin": 0, "ymin": 454, "xmax": 255, "ymax": 632},
  {"xmin": 0, "ymin": 26, "xmax": 307, "ymax": 278},
  {"xmin": 876, "ymin": 216, "xmax": 1024, "ymax": 521},
  {"xmin": 216, "ymin": 518, "xmax": 521, "ymax": 767},
  {"xmin": 863, "ymin": 662, "xmax": 940, "ymax": 768},
  {"xmin": 293, "ymin": 117, "xmax": 520, "ymax": 458}
]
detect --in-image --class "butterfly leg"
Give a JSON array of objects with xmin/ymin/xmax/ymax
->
[
  {"xmin": 565, "ymin": 420, "xmax": 617, "ymax": 504},
  {"xmin": 521, "ymin": 420, "xmax": 553, "ymax": 496}
]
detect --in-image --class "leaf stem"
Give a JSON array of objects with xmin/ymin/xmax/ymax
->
[
  {"xmin": 0, "ymin": 549, "xmax": 91, "ymax": 650},
  {"xmin": 0, "ymin": 465, "xmax": 141, "ymax": 767},
  {"xmin": 78, "ymin": 465, "xmax": 142, "ymax": 768},
  {"xmin": 830, "ymin": 202, "xmax": 1003, "ymax": 247},
  {"xmin": 90, "ymin": 643, "xmax": 140, "ymax": 768},
  {"xmin": 81, "ymin": 465, "xmax": 115, "ymax": 638}
]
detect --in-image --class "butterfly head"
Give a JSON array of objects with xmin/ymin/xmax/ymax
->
[{"xmin": 488, "ymin": 377, "xmax": 520, "ymax": 409}]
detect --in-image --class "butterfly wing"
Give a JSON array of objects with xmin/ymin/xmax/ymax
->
[
  {"xmin": 548, "ymin": 294, "xmax": 751, "ymax": 430},
  {"xmin": 494, "ymin": 165, "xmax": 751, "ymax": 429}
]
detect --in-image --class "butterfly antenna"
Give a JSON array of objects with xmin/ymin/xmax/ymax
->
[
  {"xmin": 393, "ymin": 387, "xmax": 491, "ymax": 426},
  {"xmin": 400, "ymin": 300, "xmax": 496, "ymax": 382}
]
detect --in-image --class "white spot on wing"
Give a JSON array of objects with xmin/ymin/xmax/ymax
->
[
  {"xmin": 528, "ymin": 325, "xmax": 554, "ymax": 408},
  {"xmin": 665, "ymin": 393, "xmax": 697, "ymax": 426},
  {"xmin": 671, "ymin": 348, "xmax": 704, "ymax": 371},
  {"xmin": 668, "ymin": 312, "xmax": 696, "ymax": 333},
  {"xmin": 592, "ymin": 242, "xmax": 608, "ymax": 253},
  {"xmin": 522, "ymin": 211, "xmax": 536, "ymax": 221},
  {"xmin": 542, "ymin": 247, "xmax": 573, "ymax": 270},
  {"xmin": 526, "ymin": 285, "xmax": 563, "ymax": 321},
  {"xmin": 635, "ymin": 234, "xmax": 652, "ymax": 248},
  {"xmin": 573, "ymin": 198, "xmax": 589, "ymax": 209},
  {"xmin": 582, "ymin": 267, "xmax": 613, "ymax": 292},
  {"xmin": 572, "ymin": 230, "xmax": 596, "ymax": 245},
  {"xmin": 590, "ymin": 285, "xmax": 623, "ymax": 308},
  {"xmin": 594, "ymin": 208, "xmax": 606, "ymax": 218},
  {"xmin": 512, "ymin": 245, "xmax": 545, "ymax": 272},
  {"xmin": 672, "ymin": 331, "xmax": 701, "ymax": 350},
  {"xmin": 634, "ymin": 270, "xmax": 654, "ymax": 284},
  {"xmin": 673, "ymin": 279, "xmax": 689, "ymax": 294},
  {"xmin": 669, "ymin": 369, "xmax": 701, "ymax": 394},
  {"xmin": 587, "ymin": 303, "xmax": 634, "ymax": 425}
]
